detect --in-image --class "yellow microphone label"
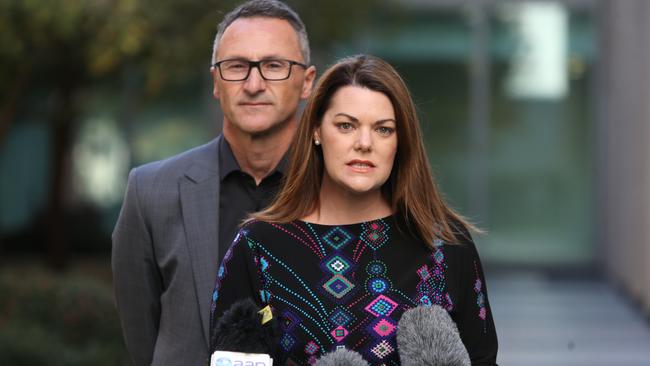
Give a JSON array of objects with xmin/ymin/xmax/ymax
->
[{"xmin": 258, "ymin": 305, "xmax": 273, "ymax": 325}]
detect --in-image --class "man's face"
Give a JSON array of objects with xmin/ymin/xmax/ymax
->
[{"xmin": 212, "ymin": 17, "xmax": 315, "ymax": 137}]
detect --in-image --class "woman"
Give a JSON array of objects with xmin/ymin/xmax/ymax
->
[{"xmin": 210, "ymin": 55, "xmax": 498, "ymax": 365}]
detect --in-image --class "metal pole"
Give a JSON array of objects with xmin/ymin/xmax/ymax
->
[{"xmin": 467, "ymin": 0, "xmax": 490, "ymax": 227}]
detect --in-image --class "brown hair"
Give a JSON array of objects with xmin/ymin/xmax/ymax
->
[{"xmin": 253, "ymin": 55, "xmax": 476, "ymax": 245}]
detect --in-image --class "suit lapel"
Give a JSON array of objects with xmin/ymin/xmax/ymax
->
[{"xmin": 180, "ymin": 138, "xmax": 221, "ymax": 349}]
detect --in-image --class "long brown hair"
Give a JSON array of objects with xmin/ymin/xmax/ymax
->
[{"xmin": 253, "ymin": 55, "xmax": 476, "ymax": 245}]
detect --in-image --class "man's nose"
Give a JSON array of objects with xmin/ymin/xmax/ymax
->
[{"xmin": 243, "ymin": 66, "xmax": 266, "ymax": 94}]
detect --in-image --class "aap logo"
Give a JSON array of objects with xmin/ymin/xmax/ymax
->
[{"xmin": 214, "ymin": 358, "xmax": 232, "ymax": 366}]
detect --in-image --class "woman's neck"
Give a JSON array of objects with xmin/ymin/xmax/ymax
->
[{"xmin": 302, "ymin": 182, "xmax": 393, "ymax": 225}]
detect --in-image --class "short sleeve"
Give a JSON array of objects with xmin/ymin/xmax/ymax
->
[
  {"xmin": 209, "ymin": 226, "xmax": 265, "ymax": 350},
  {"xmin": 452, "ymin": 232, "xmax": 499, "ymax": 365}
]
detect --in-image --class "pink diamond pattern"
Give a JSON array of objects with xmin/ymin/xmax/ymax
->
[
  {"xmin": 417, "ymin": 265, "xmax": 430, "ymax": 280},
  {"xmin": 305, "ymin": 340, "xmax": 319, "ymax": 355},
  {"xmin": 372, "ymin": 318, "xmax": 396, "ymax": 337},
  {"xmin": 330, "ymin": 326, "xmax": 348, "ymax": 342}
]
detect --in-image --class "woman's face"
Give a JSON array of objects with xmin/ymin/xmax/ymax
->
[{"xmin": 315, "ymin": 85, "xmax": 398, "ymax": 197}]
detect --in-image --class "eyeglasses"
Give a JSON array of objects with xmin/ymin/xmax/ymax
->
[{"xmin": 211, "ymin": 58, "xmax": 308, "ymax": 81}]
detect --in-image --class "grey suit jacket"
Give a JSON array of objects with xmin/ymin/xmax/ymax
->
[{"xmin": 112, "ymin": 136, "xmax": 222, "ymax": 366}]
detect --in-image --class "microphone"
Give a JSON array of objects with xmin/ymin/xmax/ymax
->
[
  {"xmin": 397, "ymin": 305, "xmax": 471, "ymax": 366},
  {"xmin": 210, "ymin": 298, "xmax": 281, "ymax": 364},
  {"xmin": 314, "ymin": 347, "xmax": 370, "ymax": 366}
]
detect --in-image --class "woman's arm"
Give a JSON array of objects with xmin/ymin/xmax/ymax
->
[
  {"xmin": 209, "ymin": 226, "xmax": 265, "ymax": 352},
  {"xmin": 451, "ymin": 230, "xmax": 499, "ymax": 365}
]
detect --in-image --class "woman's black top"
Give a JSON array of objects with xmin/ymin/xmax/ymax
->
[{"xmin": 210, "ymin": 216, "xmax": 498, "ymax": 365}]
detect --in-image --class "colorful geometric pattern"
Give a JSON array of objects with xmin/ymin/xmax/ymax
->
[
  {"xmin": 416, "ymin": 278, "xmax": 431, "ymax": 294},
  {"xmin": 417, "ymin": 265, "xmax": 430, "ymax": 280},
  {"xmin": 323, "ymin": 274, "xmax": 355, "ymax": 299},
  {"xmin": 329, "ymin": 307, "xmax": 355, "ymax": 327},
  {"xmin": 259, "ymin": 289, "xmax": 271, "ymax": 303},
  {"xmin": 360, "ymin": 220, "xmax": 390, "ymax": 251},
  {"xmin": 417, "ymin": 294, "xmax": 432, "ymax": 307},
  {"xmin": 281, "ymin": 309, "xmax": 301, "ymax": 332},
  {"xmin": 367, "ymin": 277, "xmax": 390, "ymax": 295},
  {"xmin": 322, "ymin": 226, "xmax": 353, "ymax": 250},
  {"xmin": 364, "ymin": 295, "xmax": 398, "ymax": 317},
  {"xmin": 259, "ymin": 256, "xmax": 269, "ymax": 272},
  {"xmin": 331, "ymin": 326, "xmax": 349, "ymax": 342},
  {"xmin": 433, "ymin": 247, "xmax": 445, "ymax": 264},
  {"xmin": 369, "ymin": 339, "xmax": 394, "ymax": 359},
  {"xmin": 477, "ymin": 293, "xmax": 486, "ymax": 317},
  {"xmin": 322, "ymin": 254, "xmax": 352, "ymax": 275},
  {"xmin": 366, "ymin": 260, "xmax": 387, "ymax": 276},
  {"xmin": 369, "ymin": 317, "xmax": 397, "ymax": 337},
  {"xmin": 413, "ymin": 245, "xmax": 453, "ymax": 311},
  {"xmin": 210, "ymin": 218, "xmax": 494, "ymax": 366},
  {"xmin": 304, "ymin": 340, "xmax": 319, "ymax": 355},
  {"xmin": 212, "ymin": 247, "xmax": 236, "ymax": 303},
  {"xmin": 433, "ymin": 238, "xmax": 444, "ymax": 247},
  {"xmin": 474, "ymin": 261, "xmax": 487, "ymax": 322},
  {"xmin": 280, "ymin": 333, "xmax": 296, "ymax": 352}
]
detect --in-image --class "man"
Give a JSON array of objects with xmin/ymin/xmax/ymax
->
[{"xmin": 111, "ymin": 1, "xmax": 316, "ymax": 365}]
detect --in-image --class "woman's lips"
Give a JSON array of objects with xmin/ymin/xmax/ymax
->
[{"xmin": 347, "ymin": 160, "xmax": 375, "ymax": 172}]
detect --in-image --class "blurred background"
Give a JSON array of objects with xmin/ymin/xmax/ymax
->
[{"xmin": 1, "ymin": 0, "xmax": 649, "ymax": 365}]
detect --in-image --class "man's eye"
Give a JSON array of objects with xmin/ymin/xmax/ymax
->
[
  {"xmin": 264, "ymin": 61, "xmax": 285, "ymax": 69},
  {"xmin": 225, "ymin": 62, "xmax": 247, "ymax": 70}
]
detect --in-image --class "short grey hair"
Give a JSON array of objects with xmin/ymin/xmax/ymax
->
[{"xmin": 211, "ymin": 0, "xmax": 310, "ymax": 65}]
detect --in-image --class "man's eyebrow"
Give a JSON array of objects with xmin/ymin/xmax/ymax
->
[{"xmin": 217, "ymin": 55, "xmax": 289, "ymax": 61}]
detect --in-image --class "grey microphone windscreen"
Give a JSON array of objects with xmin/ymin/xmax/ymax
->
[
  {"xmin": 313, "ymin": 347, "xmax": 369, "ymax": 366},
  {"xmin": 397, "ymin": 305, "xmax": 471, "ymax": 366}
]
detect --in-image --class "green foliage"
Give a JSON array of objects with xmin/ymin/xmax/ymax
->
[
  {"xmin": 0, "ymin": 0, "xmax": 135, "ymax": 75},
  {"xmin": 0, "ymin": 0, "xmax": 223, "ymax": 96},
  {"xmin": 0, "ymin": 268, "xmax": 128, "ymax": 366},
  {"xmin": 291, "ymin": 0, "xmax": 381, "ymax": 52},
  {"xmin": 0, "ymin": 0, "xmax": 384, "ymax": 98}
]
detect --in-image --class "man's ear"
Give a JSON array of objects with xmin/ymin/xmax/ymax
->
[
  {"xmin": 300, "ymin": 65, "xmax": 317, "ymax": 99},
  {"xmin": 211, "ymin": 67, "xmax": 220, "ymax": 99}
]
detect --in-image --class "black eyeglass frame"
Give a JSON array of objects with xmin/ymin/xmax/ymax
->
[{"xmin": 211, "ymin": 58, "xmax": 308, "ymax": 81}]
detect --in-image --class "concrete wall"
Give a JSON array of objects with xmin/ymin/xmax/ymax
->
[{"xmin": 598, "ymin": 0, "xmax": 650, "ymax": 314}]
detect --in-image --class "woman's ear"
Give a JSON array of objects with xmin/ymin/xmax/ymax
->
[{"xmin": 313, "ymin": 129, "xmax": 321, "ymax": 145}]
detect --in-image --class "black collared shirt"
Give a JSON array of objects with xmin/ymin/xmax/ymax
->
[{"xmin": 218, "ymin": 138, "xmax": 286, "ymax": 264}]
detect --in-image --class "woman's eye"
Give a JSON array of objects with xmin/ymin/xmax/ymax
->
[
  {"xmin": 376, "ymin": 126, "xmax": 395, "ymax": 136},
  {"xmin": 336, "ymin": 122, "xmax": 354, "ymax": 131}
]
